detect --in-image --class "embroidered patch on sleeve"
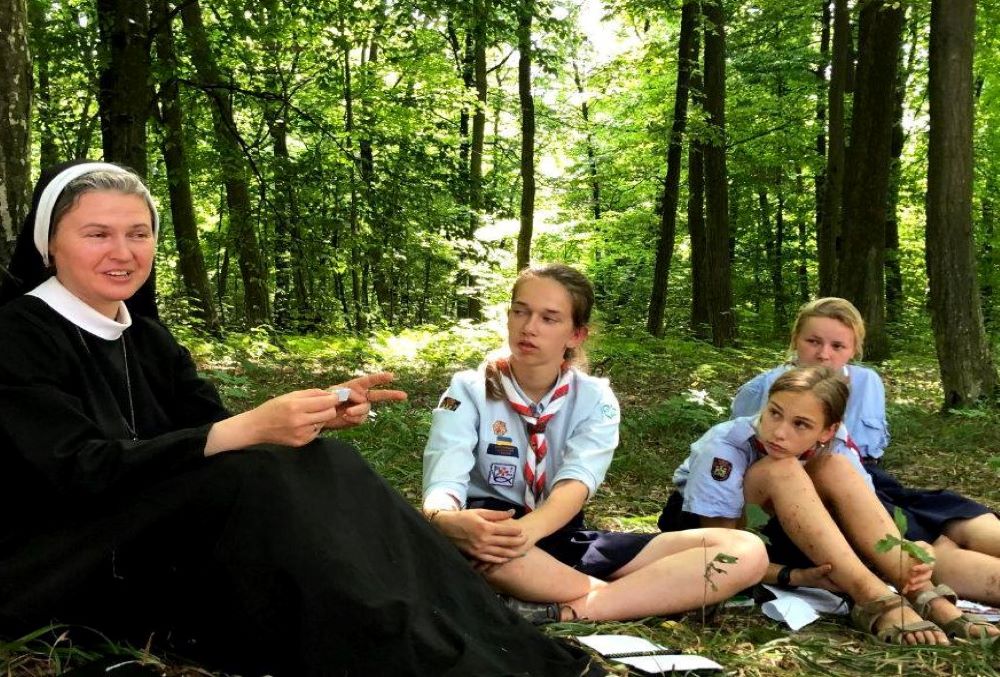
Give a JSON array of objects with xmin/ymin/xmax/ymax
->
[
  {"xmin": 492, "ymin": 420, "xmax": 508, "ymax": 435},
  {"xmin": 438, "ymin": 396, "xmax": 461, "ymax": 411},
  {"xmin": 711, "ymin": 457, "xmax": 733, "ymax": 482},
  {"xmin": 488, "ymin": 463, "xmax": 517, "ymax": 487}
]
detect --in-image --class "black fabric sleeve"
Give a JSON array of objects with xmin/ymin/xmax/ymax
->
[
  {"xmin": 0, "ymin": 307, "xmax": 218, "ymax": 498},
  {"xmin": 134, "ymin": 317, "xmax": 232, "ymax": 428}
]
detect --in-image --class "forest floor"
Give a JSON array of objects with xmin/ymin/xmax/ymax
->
[{"xmin": 3, "ymin": 320, "xmax": 999, "ymax": 675}]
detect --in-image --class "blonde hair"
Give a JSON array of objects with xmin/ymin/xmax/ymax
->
[
  {"xmin": 769, "ymin": 366, "xmax": 849, "ymax": 428},
  {"xmin": 790, "ymin": 297, "xmax": 865, "ymax": 361},
  {"xmin": 485, "ymin": 264, "xmax": 594, "ymax": 400}
]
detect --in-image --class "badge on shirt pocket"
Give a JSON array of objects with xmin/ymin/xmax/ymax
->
[
  {"xmin": 487, "ymin": 435, "xmax": 519, "ymax": 457},
  {"xmin": 488, "ymin": 463, "xmax": 517, "ymax": 487}
]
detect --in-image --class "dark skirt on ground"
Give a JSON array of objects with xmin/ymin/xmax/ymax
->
[
  {"xmin": 865, "ymin": 462, "xmax": 994, "ymax": 543},
  {"xmin": 0, "ymin": 441, "xmax": 598, "ymax": 677},
  {"xmin": 467, "ymin": 497, "xmax": 655, "ymax": 579}
]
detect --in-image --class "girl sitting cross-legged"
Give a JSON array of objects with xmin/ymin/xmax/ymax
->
[
  {"xmin": 423, "ymin": 263, "xmax": 767, "ymax": 623},
  {"xmin": 660, "ymin": 366, "xmax": 954, "ymax": 645}
]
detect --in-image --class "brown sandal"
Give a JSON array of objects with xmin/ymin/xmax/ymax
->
[
  {"xmin": 911, "ymin": 584, "xmax": 999, "ymax": 642},
  {"xmin": 851, "ymin": 593, "xmax": 945, "ymax": 644}
]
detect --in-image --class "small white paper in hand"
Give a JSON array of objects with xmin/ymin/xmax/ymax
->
[{"xmin": 328, "ymin": 387, "xmax": 351, "ymax": 403}]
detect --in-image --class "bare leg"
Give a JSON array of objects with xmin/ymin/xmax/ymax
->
[
  {"xmin": 943, "ymin": 514, "xmax": 1000, "ymax": 557},
  {"xmin": 807, "ymin": 455, "xmax": 997, "ymax": 639},
  {"xmin": 933, "ymin": 536, "xmax": 1000, "ymax": 607},
  {"xmin": 806, "ymin": 454, "xmax": 921, "ymax": 588},
  {"xmin": 744, "ymin": 456, "xmax": 946, "ymax": 645},
  {"xmin": 484, "ymin": 529, "xmax": 766, "ymax": 621}
]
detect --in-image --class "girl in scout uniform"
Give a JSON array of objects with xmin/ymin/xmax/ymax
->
[
  {"xmin": 423, "ymin": 264, "xmax": 767, "ymax": 623},
  {"xmin": 662, "ymin": 366, "xmax": 966, "ymax": 645},
  {"xmin": 724, "ymin": 297, "xmax": 999, "ymax": 640}
]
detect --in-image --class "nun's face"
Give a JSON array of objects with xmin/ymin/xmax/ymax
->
[{"xmin": 48, "ymin": 190, "xmax": 155, "ymax": 319}]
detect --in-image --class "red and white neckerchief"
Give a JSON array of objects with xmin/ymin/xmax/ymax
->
[{"xmin": 497, "ymin": 359, "xmax": 573, "ymax": 512}]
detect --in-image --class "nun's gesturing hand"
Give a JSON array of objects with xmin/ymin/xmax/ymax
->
[
  {"xmin": 203, "ymin": 373, "xmax": 407, "ymax": 456},
  {"xmin": 205, "ymin": 390, "xmax": 340, "ymax": 454},
  {"xmin": 322, "ymin": 372, "xmax": 408, "ymax": 430}
]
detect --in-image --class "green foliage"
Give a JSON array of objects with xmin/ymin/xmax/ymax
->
[
  {"xmin": 874, "ymin": 507, "xmax": 935, "ymax": 564},
  {"xmin": 742, "ymin": 503, "xmax": 772, "ymax": 546}
]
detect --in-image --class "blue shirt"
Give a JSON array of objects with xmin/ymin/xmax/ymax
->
[
  {"xmin": 423, "ymin": 367, "xmax": 621, "ymax": 510},
  {"xmin": 731, "ymin": 363, "xmax": 890, "ymax": 460},
  {"xmin": 673, "ymin": 416, "xmax": 873, "ymax": 519}
]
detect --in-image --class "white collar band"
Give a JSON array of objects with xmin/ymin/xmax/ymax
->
[{"xmin": 27, "ymin": 277, "xmax": 132, "ymax": 340}]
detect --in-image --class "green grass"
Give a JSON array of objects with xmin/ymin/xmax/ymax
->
[{"xmin": 4, "ymin": 323, "xmax": 1000, "ymax": 675}]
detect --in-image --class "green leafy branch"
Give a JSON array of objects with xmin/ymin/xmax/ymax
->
[
  {"xmin": 875, "ymin": 507, "xmax": 934, "ymax": 631},
  {"xmin": 702, "ymin": 537, "xmax": 738, "ymax": 626},
  {"xmin": 875, "ymin": 507, "xmax": 935, "ymax": 565}
]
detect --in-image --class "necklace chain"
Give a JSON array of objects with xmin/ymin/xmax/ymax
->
[
  {"xmin": 75, "ymin": 327, "xmax": 137, "ymax": 440},
  {"xmin": 120, "ymin": 337, "xmax": 138, "ymax": 440}
]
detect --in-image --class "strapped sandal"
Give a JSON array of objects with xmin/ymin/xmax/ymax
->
[
  {"xmin": 851, "ymin": 593, "xmax": 944, "ymax": 644},
  {"xmin": 911, "ymin": 584, "xmax": 999, "ymax": 642}
]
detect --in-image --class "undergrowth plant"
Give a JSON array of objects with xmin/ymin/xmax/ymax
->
[
  {"xmin": 742, "ymin": 503, "xmax": 772, "ymax": 545},
  {"xmin": 875, "ymin": 507, "xmax": 935, "ymax": 631},
  {"xmin": 702, "ymin": 540, "xmax": 738, "ymax": 626}
]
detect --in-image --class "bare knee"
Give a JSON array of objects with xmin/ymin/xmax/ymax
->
[
  {"xmin": 943, "ymin": 513, "xmax": 999, "ymax": 548},
  {"xmin": 744, "ymin": 456, "xmax": 809, "ymax": 503},
  {"xmin": 802, "ymin": 454, "xmax": 860, "ymax": 502},
  {"xmin": 711, "ymin": 529, "xmax": 768, "ymax": 584},
  {"xmin": 805, "ymin": 452, "xmax": 853, "ymax": 484}
]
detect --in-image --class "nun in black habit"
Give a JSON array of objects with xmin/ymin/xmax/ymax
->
[{"xmin": 0, "ymin": 161, "xmax": 600, "ymax": 676}]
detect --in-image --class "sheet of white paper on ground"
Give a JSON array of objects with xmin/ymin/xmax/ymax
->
[
  {"xmin": 576, "ymin": 634, "xmax": 722, "ymax": 674},
  {"xmin": 760, "ymin": 585, "xmax": 850, "ymax": 631},
  {"xmin": 957, "ymin": 599, "xmax": 1000, "ymax": 622}
]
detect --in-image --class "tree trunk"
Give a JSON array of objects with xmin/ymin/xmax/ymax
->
[
  {"xmin": 96, "ymin": 0, "xmax": 151, "ymax": 176},
  {"xmin": 257, "ymin": 0, "xmax": 313, "ymax": 332},
  {"xmin": 152, "ymin": 0, "xmax": 220, "ymax": 334},
  {"xmin": 27, "ymin": 0, "xmax": 57, "ymax": 169},
  {"xmin": 926, "ymin": 0, "xmax": 997, "ymax": 407},
  {"xmin": 702, "ymin": 0, "xmax": 736, "ymax": 347},
  {"xmin": 981, "ymin": 192, "xmax": 995, "ymax": 330},
  {"xmin": 647, "ymin": 0, "xmax": 698, "ymax": 337},
  {"xmin": 0, "ymin": 0, "xmax": 31, "ymax": 268},
  {"xmin": 572, "ymin": 61, "xmax": 601, "ymax": 221},
  {"xmin": 835, "ymin": 0, "xmax": 903, "ymax": 361},
  {"xmin": 819, "ymin": 0, "xmax": 847, "ymax": 295},
  {"xmin": 687, "ymin": 24, "xmax": 709, "ymax": 338},
  {"xmin": 813, "ymin": 0, "xmax": 829, "ymax": 294},
  {"xmin": 515, "ymin": 0, "xmax": 535, "ymax": 272},
  {"xmin": 341, "ymin": 22, "xmax": 367, "ymax": 333},
  {"xmin": 180, "ymin": 0, "xmax": 271, "ymax": 327},
  {"xmin": 758, "ymin": 190, "xmax": 770, "ymax": 316},
  {"xmin": 465, "ymin": 0, "xmax": 488, "ymax": 319},
  {"xmin": 886, "ymin": 14, "xmax": 917, "ymax": 324},
  {"xmin": 773, "ymin": 188, "xmax": 786, "ymax": 334}
]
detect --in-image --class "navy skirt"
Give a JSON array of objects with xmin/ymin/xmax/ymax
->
[
  {"xmin": 467, "ymin": 497, "xmax": 655, "ymax": 579},
  {"xmin": 658, "ymin": 491, "xmax": 814, "ymax": 568},
  {"xmin": 865, "ymin": 463, "xmax": 994, "ymax": 543}
]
